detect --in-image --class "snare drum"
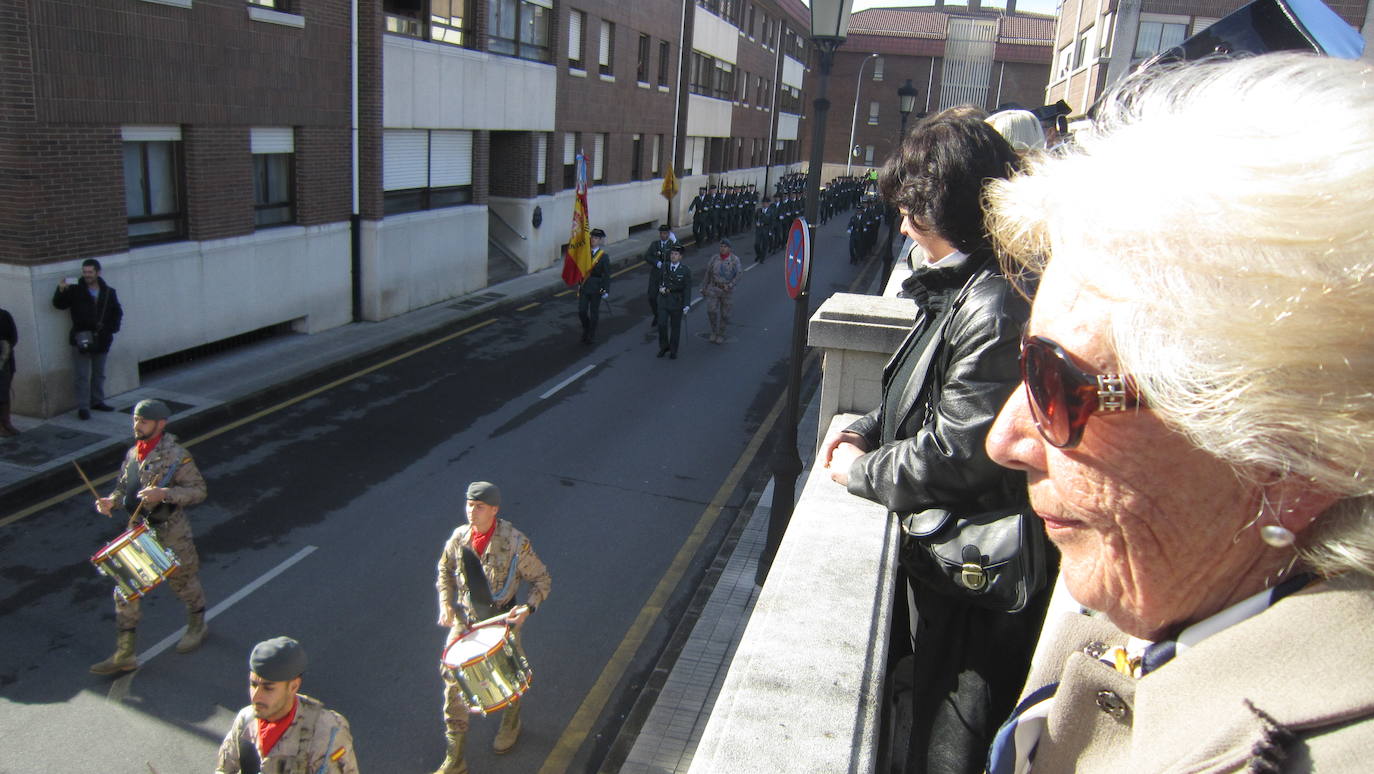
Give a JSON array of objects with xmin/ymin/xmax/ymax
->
[
  {"xmin": 90, "ymin": 523, "xmax": 180, "ymax": 602},
  {"xmin": 440, "ymin": 623, "xmax": 532, "ymax": 715}
]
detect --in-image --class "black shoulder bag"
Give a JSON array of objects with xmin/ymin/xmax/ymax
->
[{"xmin": 896, "ymin": 268, "xmax": 1048, "ymax": 613}]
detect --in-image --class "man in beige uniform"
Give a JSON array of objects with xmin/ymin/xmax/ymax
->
[
  {"xmin": 433, "ymin": 481, "xmax": 551, "ymax": 774},
  {"xmin": 216, "ymin": 636, "xmax": 360, "ymax": 774},
  {"xmin": 91, "ymin": 398, "xmax": 209, "ymax": 674}
]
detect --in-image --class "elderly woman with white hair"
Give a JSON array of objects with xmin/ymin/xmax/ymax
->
[{"xmin": 982, "ymin": 53, "xmax": 1374, "ymax": 773}]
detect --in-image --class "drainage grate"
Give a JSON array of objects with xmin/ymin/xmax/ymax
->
[{"xmin": 139, "ymin": 321, "xmax": 295, "ymax": 377}]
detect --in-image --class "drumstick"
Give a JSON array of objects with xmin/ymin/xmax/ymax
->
[{"xmin": 73, "ymin": 461, "xmax": 100, "ymax": 499}]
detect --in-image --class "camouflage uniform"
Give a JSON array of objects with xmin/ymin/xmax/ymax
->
[
  {"xmin": 215, "ymin": 694, "xmax": 360, "ymax": 774},
  {"xmin": 108, "ymin": 432, "xmax": 207, "ymax": 629},
  {"xmin": 435, "ymin": 519, "xmax": 551, "ymax": 734}
]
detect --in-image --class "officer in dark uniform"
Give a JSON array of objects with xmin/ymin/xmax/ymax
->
[
  {"xmin": 688, "ymin": 187, "xmax": 708, "ymax": 246},
  {"xmin": 643, "ymin": 224, "xmax": 676, "ymax": 328},
  {"xmin": 754, "ymin": 198, "xmax": 774, "ymax": 264},
  {"xmin": 578, "ymin": 228, "xmax": 610, "ymax": 344},
  {"xmin": 656, "ymin": 244, "xmax": 692, "ymax": 360}
]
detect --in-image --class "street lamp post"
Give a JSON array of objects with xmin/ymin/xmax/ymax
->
[
  {"xmin": 760, "ymin": 0, "xmax": 855, "ymax": 583},
  {"xmin": 881, "ymin": 78, "xmax": 920, "ymax": 283},
  {"xmin": 845, "ymin": 52, "xmax": 880, "ymax": 177}
]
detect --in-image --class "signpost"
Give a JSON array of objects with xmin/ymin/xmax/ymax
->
[{"xmin": 784, "ymin": 217, "xmax": 811, "ymax": 300}]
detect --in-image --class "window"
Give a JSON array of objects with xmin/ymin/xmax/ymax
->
[
  {"xmin": 568, "ymin": 9, "xmax": 585, "ymax": 69},
  {"xmin": 636, "ymin": 34, "xmax": 650, "ymax": 83},
  {"xmin": 873, "ymin": 56, "xmax": 884, "ymax": 81},
  {"xmin": 248, "ymin": 0, "xmax": 286, "ymax": 9},
  {"xmin": 757, "ymin": 76, "xmax": 767, "ymax": 107},
  {"xmin": 652, "ymin": 134, "xmax": 661, "ymax": 174},
  {"xmin": 1100, "ymin": 12, "xmax": 1115, "ymax": 57},
  {"xmin": 779, "ymin": 84, "xmax": 801, "ymax": 114},
  {"xmin": 864, "ymin": 145, "xmax": 874, "ymax": 165},
  {"xmin": 384, "ymin": 0, "xmax": 471, "ymax": 48},
  {"xmin": 740, "ymin": 71, "xmax": 749, "ymax": 105},
  {"xmin": 1075, "ymin": 27, "xmax": 1093, "ymax": 69},
  {"xmin": 383, "ymin": 129, "xmax": 473, "ymax": 215},
  {"xmin": 598, "ymin": 20, "xmax": 614, "ymax": 76},
  {"xmin": 747, "ymin": 4, "xmax": 755, "ymax": 37},
  {"xmin": 122, "ymin": 127, "xmax": 184, "ymax": 244},
  {"xmin": 592, "ymin": 133, "xmax": 606, "ymax": 183},
  {"xmin": 1133, "ymin": 19, "xmax": 1187, "ymax": 59},
  {"xmin": 631, "ymin": 134, "xmax": 643, "ymax": 181},
  {"xmin": 251, "ymin": 127, "xmax": 295, "ymax": 228},
  {"xmin": 563, "ymin": 132, "xmax": 578, "ymax": 188},
  {"xmin": 1057, "ymin": 44, "xmax": 1073, "ymax": 78},
  {"xmin": 658, "ymin": 41, "xmax": 670, "ymax": 87},
  {"xmin": 688, "ymin": 51, "xmax": 736, "ymax": 100},
  {"xmin": 489, "ymin": 0, "xmax": 552, "ymax": 63},
  {"xmin": 867, "ymin": 101, "xmax": 879, "ymax": 125},
  {"xmin": 535, "ymin": 133, "xmax": 548, "ymax": 194}
]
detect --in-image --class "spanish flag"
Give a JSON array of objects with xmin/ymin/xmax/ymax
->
[{"xmin": 561, "ymin": 151, "xmax": 593, "ymax": 286}]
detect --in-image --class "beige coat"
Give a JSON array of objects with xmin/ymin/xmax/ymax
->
[
  {"xmin": 436, "ymin": 519, "xmax": 551, "ymax": 627},
  {"xmin": 1020, "ymin": 574, "xmax": 1374, "ymax": 772}
]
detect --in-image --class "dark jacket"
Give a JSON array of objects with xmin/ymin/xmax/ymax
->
[
  {"xmin": 659, "ymin": 261, "xmax": 691, "ymax": 306},
  {"xmin": 580, "ymin": 248, "xmax": 610, "ymax": 296},
  {"xmin": 0, "ymin": 307, "xmax": 16, "ymax": 374},
  {"xmin": 52, "ymin": 279, "xmax": 123, "ymax": 354},
  {"xmin": 643, "ymin": 239, "xmax": 675, "ymax": 288},
  {"xmin": 844, "ymin": 253, "xmax": 1029, "ymax": 516}
]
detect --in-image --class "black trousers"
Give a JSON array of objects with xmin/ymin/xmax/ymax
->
[
  {"xmin": 578, "ymin": 292, "xmax": 602, "ymax": 340},
  {"xmin": 646, "ymin": 285, "xmax": 659, "ymax": 323},
  {"xmin": 656, "ymin": 302, "xmax": 684, "ymax": 354},
  {"xmin": 754, "ymin": 231, "xmax": 769, "ymax": 263}
]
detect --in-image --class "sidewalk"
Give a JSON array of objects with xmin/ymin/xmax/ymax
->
[{"xmin": 0, "ymin": 229, "xmax": 672, "ymax": 520}]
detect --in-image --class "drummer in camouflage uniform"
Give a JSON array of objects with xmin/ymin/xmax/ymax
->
[
  {"xmin": 216, "ymin": 636, "xmax": 360, "ymax": 774},
  {"xmin": 91, "ymin": 398, "xmax": 209, "ymax": 674},
  {"xmin": 433, "ymin": 481, "xmax": 551, "ymax": 774}
]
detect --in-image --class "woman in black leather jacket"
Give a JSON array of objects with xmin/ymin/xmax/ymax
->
[{"xmin": 822, "ymin": 108, "xmax": 1050, "ymax": 773}]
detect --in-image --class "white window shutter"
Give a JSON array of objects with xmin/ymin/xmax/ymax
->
[
  {"xmin": 564, "ymin": 132, "xmax": 576, "ymax": 164},
  {"xmin": 536, "ymin": 134, "xmax": 548, "ymax": 184},
  {"xmin": 250, "ymin": 127, "xmax": 294, "ymax": 154},
  {"xmin": 569, "ymin": 11, "xmax": 582, "ymax": 60},
  {"xmin": 430, "ymin": 130, "xmax": 472, "ymax": 187},
  {"xmin": 593, "ymin": 133, "xmax": 605, "ymax": 179},
  {"xmin": 599, "ymin": 21, "xmax": 611, "ymax": 67},
  {"xmin": 384, "ymin": 129, "xmax": 429, "ymax": 191}
]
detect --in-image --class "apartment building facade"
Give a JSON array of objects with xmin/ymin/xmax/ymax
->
[
  {"xmin": 817, "ymin": 5, "xmax": 1054, "ymax": 174},
  {"xmin": 1046, "ymin": 0, "xmax": 1374, "ymax": 116},
  {"xmin": 1, "ymin": 0, "xmax": 816, "ymax": 417}
]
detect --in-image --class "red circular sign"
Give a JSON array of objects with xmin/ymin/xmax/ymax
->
[{"xmin": 784, "ymin": 218, "xmax": 810, "ymax": 300}]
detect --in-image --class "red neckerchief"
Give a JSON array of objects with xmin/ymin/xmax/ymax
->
[
  {"xmin": 256, "ymin": 696, "xmax": 298, "ymax": 758},
  {"xmin": 136, "ymin": 433, "xmax": 163, "ymax": 461},
  {"xmin": 470, "ymin": 521, "xmax": 498, "ymax": 556}
]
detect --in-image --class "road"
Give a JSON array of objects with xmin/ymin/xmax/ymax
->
[{"xmin": 0, "ymin": 215, "xmax": 880, "ymax": 773}]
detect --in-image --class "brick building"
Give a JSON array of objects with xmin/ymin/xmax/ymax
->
[
  {"xmin": 0, "ymin": 0, "xmax": 820, "ymax": 417},
  {"xmin": 816, "ymin": 3, "xmax": 1055, "ymax": 175},
  {"xmin": 1046, "ymin": 0, "xmax": 1374, "ymax": 118}
]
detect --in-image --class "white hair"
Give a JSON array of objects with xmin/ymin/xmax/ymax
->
[
  {"xmin": 987, "ymin": 53, "xmax": 1374, "ymax": 579},
  {"xmin": 985, "ymin": 109, "xmax": 1046, "ymax": 152}
]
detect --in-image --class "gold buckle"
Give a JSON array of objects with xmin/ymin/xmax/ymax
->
[{"xmin": 961, "ymin": 562, "xmax": 987, "ymax": 591}]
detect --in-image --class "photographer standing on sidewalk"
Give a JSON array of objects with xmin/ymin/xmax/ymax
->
[{"xmin": 52, "ymin": 258, "xmax": 122, "ymax": 420}]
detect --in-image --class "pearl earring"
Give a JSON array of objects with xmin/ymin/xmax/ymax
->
[{"xmin": 1261, "ymin": 524, "xmax": 1296, "ymax": 549}]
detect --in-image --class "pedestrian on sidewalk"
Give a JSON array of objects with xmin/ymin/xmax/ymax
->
[
  {"xmin": 433, "ymin": 481, "xmax": 551, "ymax": 774},
  {"xmin": 52, "ymin": 258, "xmax": 122, "ymax": 420},
  {"xmin": 215, "ymin": 636, "xmax": 360, "ymax": 774},
  {"xmin": 701, "ymin": 239, "xmax": 741, "ymax": 344},
  {"xmin": 0, "ymin": 305, "xmax": 17, "ymax": 436},
  {"xmin": 656, "ymin": 245, "xmax": 692, "ymax": 360},
  {"xmin": 577, "ymin": 228, "xmax": 610, "ymax": 344},
  {"xmin": 91, "ymin": 399, "xmax": 210, "ymax": 674}
]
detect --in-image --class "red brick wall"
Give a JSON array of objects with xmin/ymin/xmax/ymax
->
[{"xmin": 185, "ymin": 125, "xmax": 253, "ymax": 242}]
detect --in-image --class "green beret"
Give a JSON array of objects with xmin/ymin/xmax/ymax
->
[
  {"xmin": 465, "ymin": 481, "xmax": 501, "ymax": 507},
  {"xmin": 133, "ymin": 399, "xmax": 170, "ymax": 421},
  {"xmin": 250, "ymin": 636, "xmax": 307, "ymax": 681}
]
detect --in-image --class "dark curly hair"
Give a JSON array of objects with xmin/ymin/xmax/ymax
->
[{"xmin": 878, "ymin": 106, "xmax": 1021, "ymax": 254}]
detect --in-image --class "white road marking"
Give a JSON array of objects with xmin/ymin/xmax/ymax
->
[
  {"xmin": 540, "ymin": 364, "xmax": 597, "ymax": 400},
  {"xmin": 108, "ymin": 545, "xmax": 318, "ymax": 701}
]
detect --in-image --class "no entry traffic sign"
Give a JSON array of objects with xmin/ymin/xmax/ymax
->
[{"xmin": 784, "ymin": 218, "xmax": 810, "ymax": 299}]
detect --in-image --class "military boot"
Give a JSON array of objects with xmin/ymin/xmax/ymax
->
[
  {"xmin": 175, "ymin": 609, "xmax": 208, "ymax": 654},
  {"xmin": 90, "ymin": 629, "xmax": 138, "ymax": 675},
  {"xmin": 493, "ymin": 701, "xmax": 522, "ymax": 754},
  {"xmin": 431, "ymin": 732, "xmax": 468, "ymax": 774}
]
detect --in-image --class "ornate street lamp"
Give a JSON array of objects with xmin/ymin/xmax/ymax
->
[
  {"xmin": 845, "ymin": 53, "xmax": 880, "ymax": 177},
  {"xmin": 897, "ymin": 78, "xmax": 919, "ymax": 135},
  {"xmin": 761, "ymin": 0, "xmax": 856, "ymax": 582}
]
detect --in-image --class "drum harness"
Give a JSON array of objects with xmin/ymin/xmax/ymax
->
[
  {"xmin": 122, "ymin": 454, "xmax": 190, "ymax": 527},
  {"xmin": 456, "ymin": 533, "xmax": 529, "ymax": 626}
]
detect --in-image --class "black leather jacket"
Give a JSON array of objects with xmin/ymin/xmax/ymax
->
[{"xmin": 845, "ymin": 253, "xmax": 1030, "ymax": 515}]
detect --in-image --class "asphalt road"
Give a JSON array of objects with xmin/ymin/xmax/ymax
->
[{"xmin": 0, "ymin": 214, "xmax": 881, "ymax": 773}]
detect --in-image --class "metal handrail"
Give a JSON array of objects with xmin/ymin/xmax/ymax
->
[{"xmin": 490, "ymin": 209, "xmax": 527, "ymax": 240}]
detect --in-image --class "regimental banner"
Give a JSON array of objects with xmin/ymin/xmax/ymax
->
[
  {"xmin": 660, "ymin": 164, "xmax": 678, "ymax": 201},
  {"xmin": 562, "ymin": 151, "xmax": 593, "ymax": 286}
]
